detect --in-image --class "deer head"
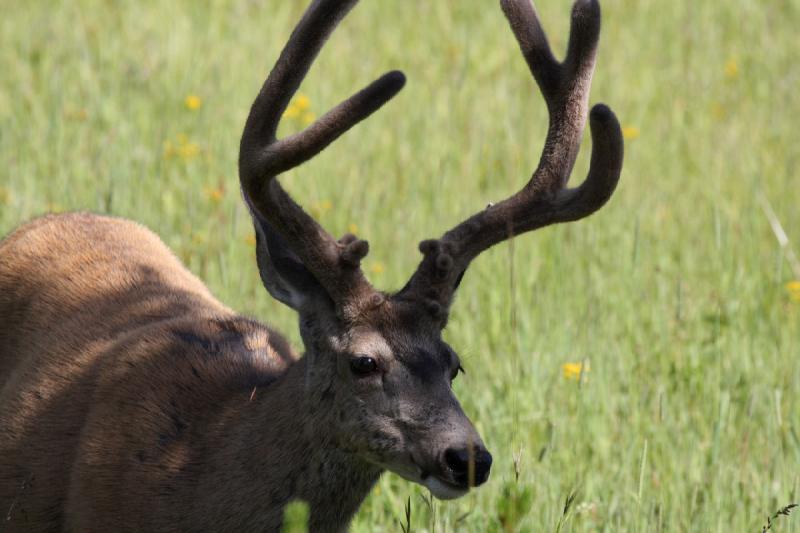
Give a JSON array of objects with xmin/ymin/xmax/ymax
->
[{"xmin": 239, "ymin": 0, "xmax": 622, "ymax": 499}]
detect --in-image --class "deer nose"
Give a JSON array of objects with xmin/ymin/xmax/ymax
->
[{"xmin": 444, "ymin": 446, "xmax": 492, "ymax": 487}]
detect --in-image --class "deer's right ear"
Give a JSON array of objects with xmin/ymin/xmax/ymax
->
[{"xmin": 250, "ymin": 209, "xmax": 329, "ymax": 311}]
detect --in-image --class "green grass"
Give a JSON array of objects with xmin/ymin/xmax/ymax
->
[{"xmin": 2, "ymin": 0, "xmax": 799, "ymax": 531}]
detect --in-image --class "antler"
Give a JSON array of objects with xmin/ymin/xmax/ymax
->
[
  {"xmin": 397, "ymin": 0, "xmax": 623, "ymax": 317},
  {"xmin": 239, "ymin": 0, "xmax": 405, "ymax": 309}
]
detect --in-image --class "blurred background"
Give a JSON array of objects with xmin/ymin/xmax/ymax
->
[{"xmin": 1, "ymin": 0, "xmax": 798, "ymax": 530}]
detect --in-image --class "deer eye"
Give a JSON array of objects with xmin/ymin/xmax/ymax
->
[{"xmin": 350, "ymin": 356, "xmax": 379, "ymax": 376}]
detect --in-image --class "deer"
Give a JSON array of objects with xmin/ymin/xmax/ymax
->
[{"xmin": 0, "ymin": 0, "xmax": 622, "ymax": 530}]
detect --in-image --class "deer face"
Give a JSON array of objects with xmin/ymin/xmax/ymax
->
[
  {"xmin": 250, "ymin": 216, "xmax": 491, "ymax": 498},
  {"xmin": 326, "ymin": 304, "xmax": 491, "ymax": 499}
]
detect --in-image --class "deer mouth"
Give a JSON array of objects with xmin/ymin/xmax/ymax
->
[
  {"xmin": 384, "ymin": 454, "xmax": 471, "ymax": 500},
  {"xmin": 419, "ymin": 471, "xmax": 470, "ymax": 500}
]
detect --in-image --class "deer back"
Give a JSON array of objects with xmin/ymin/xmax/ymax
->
[{"xmin": 0, "ymin": 213, "xmax": 298, "ymax": 529}]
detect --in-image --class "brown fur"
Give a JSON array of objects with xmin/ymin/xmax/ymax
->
[
  {"xmin": 1, "ymin": 0, "xmax": 622, "ymax": 529},
  {"xmin": 0, "ymin": 213, "xmax": 314, "ymax": 530},
  {"xmin": 0, "ymin": 213, "xmax": 482, "ymax": 531}
]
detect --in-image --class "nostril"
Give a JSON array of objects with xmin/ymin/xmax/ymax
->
[
  {"xmin": 444, "ymin": 447, "xmax": 493, "ymax": 487},
  {"xmin": 444, "ymin": 447, "xmax": 469, "ymax": 474}
]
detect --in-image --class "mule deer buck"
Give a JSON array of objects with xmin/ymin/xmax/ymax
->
[{"xmin": 0, "ymin": 0, "xmax": 622, "ymax": 530}]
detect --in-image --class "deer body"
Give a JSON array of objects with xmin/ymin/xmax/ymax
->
[
  {"xmin": 0, "ymin": 213, "xmax": 380, "ymax": 531},
  {"xmin": 1, "ymin": 0, "xmax": 623, "ymax": 530}
]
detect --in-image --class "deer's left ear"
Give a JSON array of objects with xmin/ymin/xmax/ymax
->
[{"xmin": 249, "ymin": 208, "xmax": 330, "ymax": 311}]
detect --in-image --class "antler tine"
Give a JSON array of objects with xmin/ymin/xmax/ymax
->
[
  {"xmin": 397, "ymin": 0, "xmax": 623, "ymax": 318},
  {"xmin": 504, "ymin": 0, "xmax": 604, "ymax": 191},
  {"xmin": 239, "ymin": 0, "xmax": 405, "ymax": 309}
]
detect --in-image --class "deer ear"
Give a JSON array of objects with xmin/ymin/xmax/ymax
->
[{"xmin": 250, "ymin": 210, "xmax": 330, "ymax": 311}]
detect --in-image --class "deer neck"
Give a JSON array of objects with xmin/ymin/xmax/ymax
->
[{"xmin": 203, "ymin": 355, "xmax": 382, "ymax": 531}]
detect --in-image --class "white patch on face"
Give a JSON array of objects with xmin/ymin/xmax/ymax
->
[
  {"xmin": 348, "ymin": 329, "xmax": 392, "ymax": 360},
  {"xmin": 422, "ymin": 477, "xmax": 469, "ymax": 500}
]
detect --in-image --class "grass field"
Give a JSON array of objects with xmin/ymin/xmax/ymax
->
[{"xmin": 2, "ymin": 0, "xmax": 799, "ymax": 531}]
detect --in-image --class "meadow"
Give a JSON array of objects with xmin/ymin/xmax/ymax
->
[{"xmin": 1, "ymin": 0, "xmax": 799, "ymax": 530}]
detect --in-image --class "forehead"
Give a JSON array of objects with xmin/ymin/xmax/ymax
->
[
  {"xmin": 361, "ymin": 299, "xmax": 440, "ymax": 348},
  {"xmin": 348, "ymin": 319, "xmax": 443, "ymax": 357},
  {"xmin": 350, "ymin": 300, "xmax": 455, "ymax": 374}
]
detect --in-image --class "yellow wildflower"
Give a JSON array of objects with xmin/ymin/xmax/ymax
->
[
  {"xmin": 283, "ymin": 94, "xmax": 313, "ymax": 122},
  {"xmin": 310, "ymin": 199, "xmax": 333, "ymax": 218},
  {"xmin": 283, "ymin": 104, "xmax": 301, "ymax": 119},
  {"xmin": 724, "ymin": 58, "xmax": 739, "ymax": 80},
  {"xmin": 184, "ymin": 94, "xmax": 202, "ymax": 111},
  {"xmin": 786, "ymin": 281, "xmax": 800, "ymax": 303},
  {"xmin": 301, "ymin": 111, "xmax": 316, "ymax": 126},
  {"xmin": 178, "ymin": 141, "xmax": 199, "ymax": 159},
  {"xmin": 294, "ymin": 93, "xmax": 311, "ymax": 111},
  {"xmin": 622, "ymin": 126, "xmax": 640, "ymax": 140},
  {"xmin": 204, "ymin": 184, "xmax": 225, "ymax": 204},
  {"xmin": 369, "ymin": 261, "xmax": 385, "ymax": 275},
  {"xmin": 244, "ymin": 234, "xmax": 257, "ymax": 246},
  {"xmin": 710, "ymin": 102, "xmax": 726, "ymax": 121},
  {"xmin": 562, "ymin": 361, "xmax": 589, "ymax": 381},
  {"xmin": 164, "ymin": 134, "xmax": 200, "ymax": 160},
  {"xmin": 0, "ymin": 186, "xmax": 10, "ymax": 205},
  {"xmin": 348, "ymin": 223, "xmax": 359, "ymax": 235}
]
